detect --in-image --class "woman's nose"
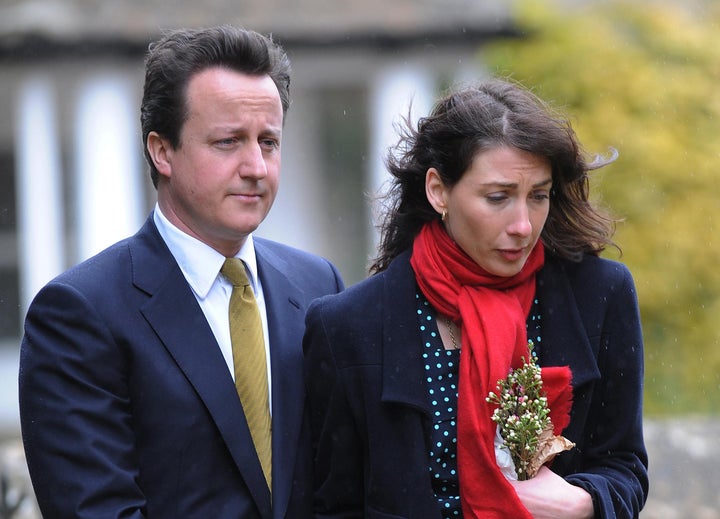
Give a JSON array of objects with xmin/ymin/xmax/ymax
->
[{"xmin": 507, "ymin": 203, "xmax": 532, "ymax": 237}]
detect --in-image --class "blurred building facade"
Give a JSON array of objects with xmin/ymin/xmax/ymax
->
[{"xmin": 0, "ymin": 0, "xmax": 516, "ymax": 432}]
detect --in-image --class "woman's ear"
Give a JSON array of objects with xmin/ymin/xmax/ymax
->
[
  {"xmin": 146, "ymin": 131, "xmax": 172, "ymax": 180},
  {"xmin": 425, "ymin": 167, "xmax": 448, "ymax": 215}
]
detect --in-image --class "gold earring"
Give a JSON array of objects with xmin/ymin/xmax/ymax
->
[{"xmin": 441, "ymin": 209, "xmax": 447, "ymax": 221}]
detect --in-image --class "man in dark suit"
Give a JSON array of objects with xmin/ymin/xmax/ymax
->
[{"xmin": 18, "ymin": 26, "xmax": 344, "ymax": 518}]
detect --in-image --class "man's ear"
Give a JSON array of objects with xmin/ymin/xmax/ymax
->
[
  {"xmin": 146, "ymin": 131, "xmax": 173, "ymax": 179},
  {"xmin": 425, "ymin": 167, "xmax": 448, "ymax": 215}
]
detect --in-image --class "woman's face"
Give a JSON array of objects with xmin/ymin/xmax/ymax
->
[{"xmin": 426, "ymin": 146, "xmax": 552, "ymax": 277}]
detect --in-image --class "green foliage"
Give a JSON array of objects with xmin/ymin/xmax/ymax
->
[{"xmin": 482, "ymin": 0, "xmax": 720, "ymax": 415}]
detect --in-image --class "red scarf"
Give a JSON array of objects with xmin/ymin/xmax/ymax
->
[{"xmin": 410, "ymin": 221, "xmax": 572, "ymax": 518}]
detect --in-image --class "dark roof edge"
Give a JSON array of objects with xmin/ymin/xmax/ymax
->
[
  {"xmin": 278, "ymin": 25, "xmax": 522, "ymax": 49},
  {"xmin": 0, "ymin": 26, "xmax": 522, "ymax": 62}
]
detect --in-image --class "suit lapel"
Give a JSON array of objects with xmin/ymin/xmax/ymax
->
[
  {"xmin": 254, "ymin": 241, "xmax": 307, "ymax": 519},
  {"xmin": 536, "ymin": 258, "xmax": 600, "ymax": 387},
  {"xmin": 130, "ymin": 218, "xmax": 272, "ymax": 517},
  {"xmin": 379, "ymin": 252, "xmax": 432, "ymax": 414}
]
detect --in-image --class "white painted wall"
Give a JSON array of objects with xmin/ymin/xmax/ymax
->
[
  {"xmin": 74, "ymin": 72, "xmax": 144, "ymax": 261},
  {"xmin": 14, "ymin": 75, "xmax": 65, "ymax": 319}
]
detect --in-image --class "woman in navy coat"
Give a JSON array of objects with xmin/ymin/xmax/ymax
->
[{"xmin": 304, "ymin": 79, "xmax": 648, "ymax": 518}]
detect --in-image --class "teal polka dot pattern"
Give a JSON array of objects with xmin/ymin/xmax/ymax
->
[
  {"xmin": 528, "ymin": 297, "xmax": 543, "ymax": 359},
  {"xmin": 416, "ymin": 291, "xmax": 461, "ymax": 517},
  {"xmin": 416, "ymin": 292, "xmax": 543, "ymax": 518}
]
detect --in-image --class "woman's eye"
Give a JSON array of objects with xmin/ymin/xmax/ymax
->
[
  {"xmin": 486, "ymin": 193, "xmax": 508, "ymax": 203},
  {"xmin": 532, "ymin": 191, "xmax": 550, "ymax": 201}
]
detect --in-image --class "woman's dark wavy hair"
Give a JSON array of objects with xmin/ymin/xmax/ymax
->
[
  {"xmin": 369, "ymin": 78, "xmax": 618, "ymax": 274},
  {"xmin": 141, "ymin": 25, "xmax": 291, "ymax": 188}
]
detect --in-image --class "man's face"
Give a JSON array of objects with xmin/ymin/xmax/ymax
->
[{"xmin": 152, "ymin": 67, "xmax": 283, "ymax": 256}]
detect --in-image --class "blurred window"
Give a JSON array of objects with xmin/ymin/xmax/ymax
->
[
  {"xmin": 318, "ymin": 87, "xmax": 370, "ymax": 285},
  {"xmin": 0, "ymin": 150, "xmax": 19, "ymax": 340}
]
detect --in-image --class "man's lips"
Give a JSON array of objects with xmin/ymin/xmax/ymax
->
[{"xmin": 229, "ymin": 192, "xmax": 262, "ymax": 200}]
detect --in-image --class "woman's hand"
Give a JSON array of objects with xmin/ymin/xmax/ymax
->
[{"xmin": 509, "ymin": 466, "xmax": 594, "ymax": 519}]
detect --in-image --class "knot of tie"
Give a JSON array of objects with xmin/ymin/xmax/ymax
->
[{"xmin": 221, "ymin": 258, "xmax": 251, "ymax": 288}]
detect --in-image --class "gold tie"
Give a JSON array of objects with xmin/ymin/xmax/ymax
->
[{"xmin": 221, "ymin": 258, "xmax": 272, "ymax": 488}]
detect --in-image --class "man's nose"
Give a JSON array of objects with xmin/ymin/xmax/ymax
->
[{"xmin": 239, "ymin": 143, "xmax": 267, "ymax": 178}]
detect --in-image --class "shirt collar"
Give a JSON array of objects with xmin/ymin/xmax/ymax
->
[{"xmin": 153, "ymin": 204, "xmax": 259, "ymax": 299}]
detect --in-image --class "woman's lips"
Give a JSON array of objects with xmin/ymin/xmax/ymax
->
[{"xmin": 498, "ymin": 248, "xmax": 525, "ymax": 262}]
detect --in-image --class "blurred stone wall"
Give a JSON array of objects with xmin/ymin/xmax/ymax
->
[{"xmin": 642, "ymin": 418, "xmax": 720, "ymax": 518}]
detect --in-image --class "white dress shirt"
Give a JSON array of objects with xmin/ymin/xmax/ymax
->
[{"xmin": 153, "ymin": 204, "xmax": 272, "ymax": 408}]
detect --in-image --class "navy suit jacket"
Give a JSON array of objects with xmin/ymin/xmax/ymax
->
[
  {"xmin": 19, "ymin": 215, "xmax": 344, "ymax": 519},
  {"xmin": 304, "ymin": 250, "xmax": 648, "ymax": 518}
]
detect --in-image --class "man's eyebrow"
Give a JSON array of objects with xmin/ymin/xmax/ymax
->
[
  {"xmin": 212, "ymin": 125, "xmax": 282, "ymax": 137},
  {"xmin": 261, "ymin": 127, "xmax": 282, "ymax": 138}
]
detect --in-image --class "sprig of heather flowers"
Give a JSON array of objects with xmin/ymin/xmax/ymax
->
[{"xmin": 486, "ymin": 340, "xmax": 551, "ymax": 481}]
